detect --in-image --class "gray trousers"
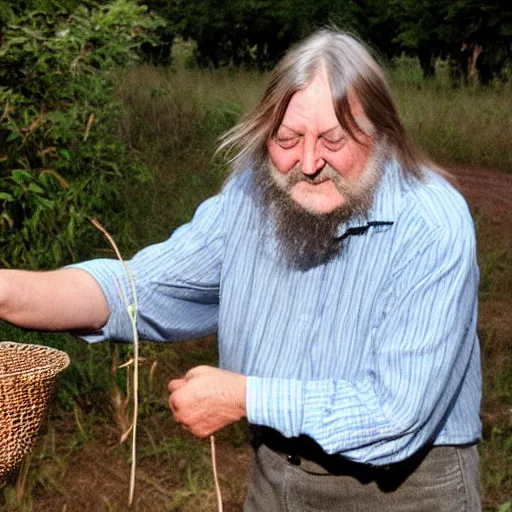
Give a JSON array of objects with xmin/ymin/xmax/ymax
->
[{"xmin": 244, "ymin": 441, "xmax": 481, "ymax": 512}]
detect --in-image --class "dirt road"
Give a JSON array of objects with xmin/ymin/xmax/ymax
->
[{"xmin": 452, "ymin": 167, "xmax": 512, "ymax": 228}]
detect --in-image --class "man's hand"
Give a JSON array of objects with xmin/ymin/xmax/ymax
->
[{"xmin": 168, "ymin": 365, "xmax": 247, "ymax": 438}]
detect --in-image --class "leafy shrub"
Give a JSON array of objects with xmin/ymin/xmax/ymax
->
[{"xmin": 0, "ymin": 1, "xmax": 165, "ymax": 269}]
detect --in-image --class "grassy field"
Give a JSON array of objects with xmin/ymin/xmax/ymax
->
[{"xmin": 1, "ymin": 56, "xmax": 512, "ymax": 510}]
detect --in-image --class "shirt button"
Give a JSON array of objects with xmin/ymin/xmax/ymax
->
[{"xmin": 286, "ymin": 454, "xmax": 301, "ymax": 466}]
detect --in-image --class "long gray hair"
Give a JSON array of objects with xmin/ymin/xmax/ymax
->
[{"xmin": 217, "ymin": 28, "xmax": 435, "ymax": 180}]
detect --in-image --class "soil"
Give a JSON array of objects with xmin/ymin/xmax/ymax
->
[
  {"xmin": 6, "ymin": 166, "xmax": 512, "ymax": 512},
  {"xmin": 452, "ymin": 166, "xmax": 512, "ymax": 243}
]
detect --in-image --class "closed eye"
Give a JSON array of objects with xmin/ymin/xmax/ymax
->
[
  {"xmin": 275, "ymin": 136, "xmax": 300, "ymax": 149},
  {"xmin": 322, "ymin": 136, "xmax": 346, "ymax": 151}
]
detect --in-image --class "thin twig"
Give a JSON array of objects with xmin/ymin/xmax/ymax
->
[
  {"xmin": 73, "ymin": 406, "xmax": 85, "ymax": 435},
  {"xmin": 84, "ymin": 112, "xmax": 96, "ymax": 141},
  {"xmin": 210, "ymin": 435, "xmax": 223, "ymax": 512},
  {"xmin": 90, "ymin": 217, "xmax": 139, "ymax": 507}
]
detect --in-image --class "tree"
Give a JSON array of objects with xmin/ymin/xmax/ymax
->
[
  {"xmin": 387, "ymin": 0, "xmax": 512, "ymax": 84},
  {"xmin": 170, "ymin": 0, "xmax": 370, "ymax": 69},
  {"xmin": 442, "ymin": 0, "xmax": 512, "ymax": 84}
]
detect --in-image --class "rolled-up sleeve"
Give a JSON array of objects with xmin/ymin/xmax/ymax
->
[{"xmin": 70, "ymin": 193, "xmax": 225, "ymax": 343}]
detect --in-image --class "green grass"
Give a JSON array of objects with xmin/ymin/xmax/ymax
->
[
  {"xmin": 112, "ymin": 65, "xmax": 267, "ymax": 250},
  {"xmin": 388, "ymin": 57, "xmax": 512, "ymax": 170},
  {"xmin": 394, "ymin": 85, "xmax": 512, "ymax": 170},
  {"xmin": 474, "ymin": 211, "xmax": 512, "ymax": 511},
  {"xmin": 479, "ymin": 323, "xmax": 512, "ymax": 511}
]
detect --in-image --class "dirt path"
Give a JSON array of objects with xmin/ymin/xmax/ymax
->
[
  {"xmin": 448, "ymin": 167, "xmax": 512, "ymax": 251},
  {"xmin": 451, "ymin": 166, "xmax": 512, "ymax": 227}
]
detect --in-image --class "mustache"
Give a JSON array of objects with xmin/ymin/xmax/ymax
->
[{"xmin": 281, "ymin": 162, "xmax": 345, "ymax": 192}]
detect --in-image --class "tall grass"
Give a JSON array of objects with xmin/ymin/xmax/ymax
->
[
  {"xmin": 388, "ymin": 57, "xmax": 512, "ymax": 170},
  {"xmin": 114, "ymin": 66, "xmax": 267, "ymax": 249},
  {"xmin": 392, "ymin": 84, "xmax": 512, "ymax": 170}
]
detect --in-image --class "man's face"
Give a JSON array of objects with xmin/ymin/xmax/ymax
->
[{"xmin": 267, "ymin": 69, "xmax": 375, "ymax": 215}]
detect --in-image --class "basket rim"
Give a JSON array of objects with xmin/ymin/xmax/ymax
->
[{"xmin": 0, "ymin": 341, "xmax": 70, "ymax": 379}]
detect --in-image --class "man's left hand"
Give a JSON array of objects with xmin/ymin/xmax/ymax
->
[{"xmin": 168, "ymin": 365, "xmax": 247, "ymax": 438}]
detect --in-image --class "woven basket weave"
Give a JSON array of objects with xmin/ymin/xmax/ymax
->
[{"xmin": 0, "ymin": 341, "xmax": 70, "ymax": 483}]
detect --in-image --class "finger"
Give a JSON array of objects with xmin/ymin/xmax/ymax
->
[
  {"xmin": 168, "ymin": 392, "xmax": 184, "ymax": 419},
  {"xmin": 180, "ymin": 421, "xmax": 208, "ymax": 439},
  {"xmin": 168, "ymin": 394, "xmax": 177, "ymax": 414},
  {"xmin": 168, "ymin": 378, "xmax": 186, "ymax": 393},
  {"xmin": 185, "ymin": 365, "xmax": 212, "ymax": 378}
]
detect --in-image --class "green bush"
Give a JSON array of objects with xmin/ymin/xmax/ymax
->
[{"xmin": 0, "ymin": 1, "xmax": 165, "ymax": 269}]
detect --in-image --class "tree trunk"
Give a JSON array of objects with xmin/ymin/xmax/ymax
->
[{"xmin": 418, "ymin": 48, "xmax": 436, "ymax": 79}]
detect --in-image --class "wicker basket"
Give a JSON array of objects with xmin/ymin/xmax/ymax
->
[{"xmin": 0, "ymin": 341, "xmax": 70, "ymax": 483}]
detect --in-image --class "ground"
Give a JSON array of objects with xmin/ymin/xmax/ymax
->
[{"xmin": 2, "ymin": 166, "xmax": 512, "ymax": 512}]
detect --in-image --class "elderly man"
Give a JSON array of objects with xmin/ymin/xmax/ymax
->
[{"xmin": 0, "ymin": 29, "xmax": 481, "ymax": 511}]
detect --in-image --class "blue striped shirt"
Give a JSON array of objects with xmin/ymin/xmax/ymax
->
[{"xmin": 74, "ymin": 159, "xmax": 482, "ymax": 465}]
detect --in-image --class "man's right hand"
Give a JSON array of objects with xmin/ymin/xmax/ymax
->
[{"xmin": 0, "ymin": 268, "xmax": 110, "ymax": 332}]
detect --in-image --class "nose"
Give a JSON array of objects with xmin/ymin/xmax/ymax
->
[{"xmin": 301, "ymin": 139, "xmax": 325, "ymax": 175}]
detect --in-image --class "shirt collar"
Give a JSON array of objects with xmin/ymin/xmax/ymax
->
[{"xmin": 335, "ymin": 158, "xmax": 404, "ymax": 239}]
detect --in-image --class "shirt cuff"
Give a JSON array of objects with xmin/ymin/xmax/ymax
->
[
  {"xmin": 301, "ymin": 380, "xmax": 388, "ymax": 455},
  {"xmin": 66, "ymin": 259, "xmax": 133, "ymax": 343},
  {"xmin": 246, "ymin": 376, "xmax": 305, "ymax": 437}
]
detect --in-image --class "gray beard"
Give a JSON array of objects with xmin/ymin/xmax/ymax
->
[{"xmin": 252, "ymin": 141, "xmax": 388, "ymax": 269}]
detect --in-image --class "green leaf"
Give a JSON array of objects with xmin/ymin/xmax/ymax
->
[
  {"xmin": 28, "ymin": 183, "xmax": 45, "ymax": 194},
  {"xmin": 2, "ymin": 36, "xmax": 29, "ymax": 46},
  {"xmin": 35, "ymin": 197, "xmax": 55, "ymax": 209},
  {"xmin": 1, "ymin": 212, "xmax": 14, "ymax": 228},
  {"xmin": 21, "ymin": 27, "xmax": 46, "ymax": 41},
  {"xmin": 0, "ymin": 192, "xmax": 14, "ymax": 201},
  {"xmin": 11, "ymin": 170, "xmax": 32, "ymax": 185},
  {"xmin": 58, "ymin": 148, "xmax": 72, "ymax": 161},
  {"xmin": 6, "ymin": 131, "xmax": 20, "ymax": 142}
]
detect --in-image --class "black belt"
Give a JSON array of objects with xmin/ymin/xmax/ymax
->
[{"xmin": 250, "ymin": 426, "xmax": 432, "ymax": 486}]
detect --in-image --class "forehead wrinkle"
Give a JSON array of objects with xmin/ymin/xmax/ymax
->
[
  {"xmin": 279, "ymin": 124, "xmax": 303, "ymax": 136},
  {"xmin": 319, "ymin": 125, "xmax": 343, "ymax": 137},
  {"xmin": 277, "ymin": 123, "xmax": 343, "ymax": 140},
  {"xmin": 279, "ymin": 68, "xmax": 342, "ymax": 136},
  {"xmin": 278, "ymin": 122, "xmax": 342, "ymax": 139}
]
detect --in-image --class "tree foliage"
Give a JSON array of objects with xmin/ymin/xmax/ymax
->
[
  {"xmin": 3, "ymin": 0, "xmax": 510, "ymax": 80},
  {"xmin": 386, "ymin": 0, "xmax": 512, "ymax": 82},
  {"xmin": 160, "ymin": 0, "xmax": 512, "ymax": 83},
  {"xmin": 0, "ymin": 1, "xmax": 164, "ymax": 269}
]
